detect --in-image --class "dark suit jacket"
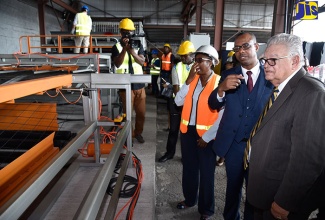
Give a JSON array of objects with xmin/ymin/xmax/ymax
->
[
  {"xmin": 247, "ymin": 68, "xmax": 325, "ymax": 212},
  {"xmin": 208, "ymin": 64, "xmax": 273, "ymax": 157}
]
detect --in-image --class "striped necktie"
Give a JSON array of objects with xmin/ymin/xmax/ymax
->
[{"xmin": 243, "ymin": 87, "xmax": 279, "ymax": 169}]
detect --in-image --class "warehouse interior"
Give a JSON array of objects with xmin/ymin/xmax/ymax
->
[{"xmin": 0, "ymin": 0, "xmax": 324, "ymax": 219}]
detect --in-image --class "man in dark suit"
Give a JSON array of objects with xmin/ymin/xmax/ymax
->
[
  {"xmin": 247, "ymin": 33, "xmax": 325, "ymax": 220},
  {"xmin": 208, "ymin": 32, "xmax": 273, "ymax": 220}
]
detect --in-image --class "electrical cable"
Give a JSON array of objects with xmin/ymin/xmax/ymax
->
[{"xmin": 107, "ymin": 152, "xmax": 143, "ymax": 220}]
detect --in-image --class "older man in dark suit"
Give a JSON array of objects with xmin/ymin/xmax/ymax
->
[
  {"xmin": 208, "ymin": 32, "xmax": 273, "ymax": 220},
  {"xmin": 247, "ymin": 33, "xmax": 325, "ymax": 220}
]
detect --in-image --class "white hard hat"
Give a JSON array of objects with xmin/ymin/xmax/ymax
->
[{"xmin": 195, "ymin": 45, "xmax": 219, "ymax": 65}]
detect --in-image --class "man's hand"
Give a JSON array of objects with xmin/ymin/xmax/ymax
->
[
  {"xmin": 271, "ymin": 202, "xmax": 289, "ymax": 220},
  {"xmin": 217, "ymin": 74, "xmax": 244, "ymax": 96},
  {"xmin": 197, "ymin": 138, "xmax": 207, "ymax": 148},
  {"xmin": 121, "ymin": 37, "xmax": 132, "ymax": 50}
]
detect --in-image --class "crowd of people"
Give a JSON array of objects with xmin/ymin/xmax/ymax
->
[{"xmin": 72, "ymin": 8, "xmax": 325, "ymax": 219}]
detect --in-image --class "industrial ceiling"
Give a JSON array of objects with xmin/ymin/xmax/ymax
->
[{"xmin": 46, "ymin": 0, "xmax": 276, "ymax": 47}]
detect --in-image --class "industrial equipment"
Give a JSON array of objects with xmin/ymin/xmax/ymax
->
[{"xmin": 0, "ymin": 35, "xmax": 150, "ymax": 219}]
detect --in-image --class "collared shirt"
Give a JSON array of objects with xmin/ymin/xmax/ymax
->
[
  {"xmin": 217, "ymin": 62, "xmax": 261, "ymax": 101},
  {"xmin": 277, "ymin": 68, "xmax": 300, "ymax": 96},
  {"xmin": 241, "ymin": 63, "xmax": 261, "ymax": 87}
]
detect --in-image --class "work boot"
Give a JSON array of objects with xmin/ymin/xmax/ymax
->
[{"xmin": 134, "ymin": 134, "xmax": 145, "ymax": 143}]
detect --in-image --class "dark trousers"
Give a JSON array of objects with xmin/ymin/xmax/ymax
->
[
  {"xmin": 165, "ymin": 97, "xmax": 182, "ymax": 156},
  {"xmin": 151, "ymin": 75, "xmax": 159, "ymax": 95},
  {"xmin": 224, "ymin": 140, "xmax": 254, "ymax": 220},
  {"xmin": 180, "ymin": 126, "xmax": 216, "ymax": 216},
  {"xmin": 160, "ymin": 70, "xmax": 171, "ymax": 94}
]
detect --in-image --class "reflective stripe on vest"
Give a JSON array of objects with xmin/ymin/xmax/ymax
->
[
  {"xmin": 76, "ymin": 13, "xmax": 91, "ymax": 36},
  {"xmin": 150, "ymin": 58, "xmax": 160, "ymax": 75},
  {"xmin": 181, "ymin": 119, "xmax": 212, "ymax": 130},
  {"xmin": 161, "ymin": 53, "xmax": 172, "ymax": 71},
  {"xmin": 180, "ymin": 73, "xmax": 221, "ymax": 137},
  {"xmin": 115, "ymin": 42, "xmax": 143, "ymax": 74}
]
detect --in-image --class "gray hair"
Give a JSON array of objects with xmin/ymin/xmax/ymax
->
[{"xmin": 266, "ymin": 33, "xmax": 304, "ymax": 66}]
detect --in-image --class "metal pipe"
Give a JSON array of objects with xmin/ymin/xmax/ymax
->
[
  {"xmin": 104, "ymin": 151, "xmax": 131, "ymax": 220},
  {"xmin": 0, "ymin": 122, "xmax": 97, "ymax": 220},
  {"xmin": 74, "ymin": 121, "xmax": 130, "ymax": 220}
]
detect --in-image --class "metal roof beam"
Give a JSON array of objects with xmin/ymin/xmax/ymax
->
[{"xmin": 51, "ymin": 0, "xmax": 78, "ymax": 14}]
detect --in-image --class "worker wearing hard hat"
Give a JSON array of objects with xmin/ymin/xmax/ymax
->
[
  {"xmin": 160, "ymin": 43, "xmax": 175, "ymax": 95},
  {"xmin": 158, "ymin": 40, "xmax": 196, "ymax": 163},
  {"xmin": 71, "ymin": 5, "xmax": 92, "ymax": 53},
  {"xmin": 111, "ymin": 18, "xmax": 146, "ymax": 144}
]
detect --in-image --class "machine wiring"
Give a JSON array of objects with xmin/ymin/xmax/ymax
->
[{"xmin": 106, "ymin": 150, "xmax": 143, "ymax": 220}]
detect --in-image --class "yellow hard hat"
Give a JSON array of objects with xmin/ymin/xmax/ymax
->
[
  {"xmin": 177, "ymin": 41, "xmax": 196, "ymax": 55},
  {"xmin": 119, "ymin": 18, "xmax": 135, "ymax": 30},
  {"xmin": 164, "ymin": 43, "xmax": 171, "ymax": 48},
  {"xmin": 227, "ymin": 51, "xmax": 235, "ymax": 57}
]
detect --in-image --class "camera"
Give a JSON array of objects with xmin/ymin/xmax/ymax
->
[{"xmin": 123, "ymin": 33, "xmax": 141, "ymax": 49}]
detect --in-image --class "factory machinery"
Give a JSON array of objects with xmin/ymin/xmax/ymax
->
[{"xmin": 0, "ymin": 37, "xmax": 150, "ymax": 219}]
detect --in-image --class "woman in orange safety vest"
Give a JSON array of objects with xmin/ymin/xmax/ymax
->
[{"xmin": 174, "ymin": 45, "xmax": 223, "ymax": 220}]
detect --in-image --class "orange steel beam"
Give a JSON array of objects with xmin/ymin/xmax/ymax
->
[
  {"xmin": 0, "ymin": 132, "xmax": 59, "ymax": 207},
  {"xmin": 0, "ymin": 74, "xmax": 72, "ymax": 103}
]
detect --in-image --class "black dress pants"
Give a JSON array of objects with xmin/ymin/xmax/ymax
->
[{"xmin": 165, "ymin": 97, "xmax": 182, "ymax": 156}]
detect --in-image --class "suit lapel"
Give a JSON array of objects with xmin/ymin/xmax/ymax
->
[
  {"xmin": 256, "ymin": 68, "xmax": 306, "ymax": 132},
  {"xmin": 228, "ymin": 66, "xmax": 246, "ymax": 106}
]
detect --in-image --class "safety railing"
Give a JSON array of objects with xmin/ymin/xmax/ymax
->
[{"xmin": 19, "ymin": 34, "xmax": 121, "ymax": 54}]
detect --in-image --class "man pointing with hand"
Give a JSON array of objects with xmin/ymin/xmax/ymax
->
[{"xmin": 208, "ymin": 32, "xmax": 273, "ymax": 220}]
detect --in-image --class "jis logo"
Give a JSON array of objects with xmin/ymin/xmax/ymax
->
[{"xmin": 296, "ymin": 1, "xmax": 318, "ymax": 20}]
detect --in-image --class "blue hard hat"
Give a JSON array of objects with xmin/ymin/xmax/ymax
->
[
  {"xmin": 151, "ymin": 49, "xmax": 158, "ymax": 55},
  {"xmin": 81, "ymin": 5, "xmax": 89, "ymax": 11}
]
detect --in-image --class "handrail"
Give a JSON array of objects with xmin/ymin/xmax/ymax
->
[
  {"xmin": 0, "ymin": 122, "xmax": 98, "ymax": 219},
  {"xmin": 74, "ymin": 121, "xmax": 131, "ymax": 220},
  {"xmin": 19, "ymin": 34, "xmax": 121, "ymax": 54}
]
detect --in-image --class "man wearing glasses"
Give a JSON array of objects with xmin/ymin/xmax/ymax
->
[
  {"xmin": 208, "ymin": 32, "xmax": 273, "ymax": 220},
  {"xmin": 247, "ymin": 33, "xmax": 325, "ymax": 220}
]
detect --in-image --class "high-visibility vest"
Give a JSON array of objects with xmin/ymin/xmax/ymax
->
[
  {"xmin": 150, "ymin": 58, "xmax": 160, "ymax": 75},
  {"xmin": 75, "ymin": 12, "xmax": 91, "ymax": 36},
  {"xmin": 115, "ymin": 42, "xmax": 143, "ymax": 74},
  {"xmin": 180, "ymin": 73, "xmax": 220, "ymax": 136},
  {"xmin": 175, "ymin": 62, "xmax": 193, "ymax": 88},
  {"xmin": 161, "ymin": 52, "xmax": 172, "ymax": 71}
]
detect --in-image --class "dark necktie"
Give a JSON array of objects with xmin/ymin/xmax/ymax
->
[
  {"xmin": 243, "ymin": 87, "xmax": 279, "ymax": 169},
  {"xmin": 246, "ymin": 71, "xmax": 253, "ymax": 93}
]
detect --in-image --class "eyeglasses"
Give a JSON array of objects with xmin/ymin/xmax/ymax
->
[
  {"xmin": 259, "ymin": 56, "xmax": 289, "ymax": 66},
  {"xmin": 194, "ymin": 57, "xmax": 211, "ymax": 63},
  {"xmin": 233, "ymin": 43, "xmax": 253, "ymax": 52}
]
